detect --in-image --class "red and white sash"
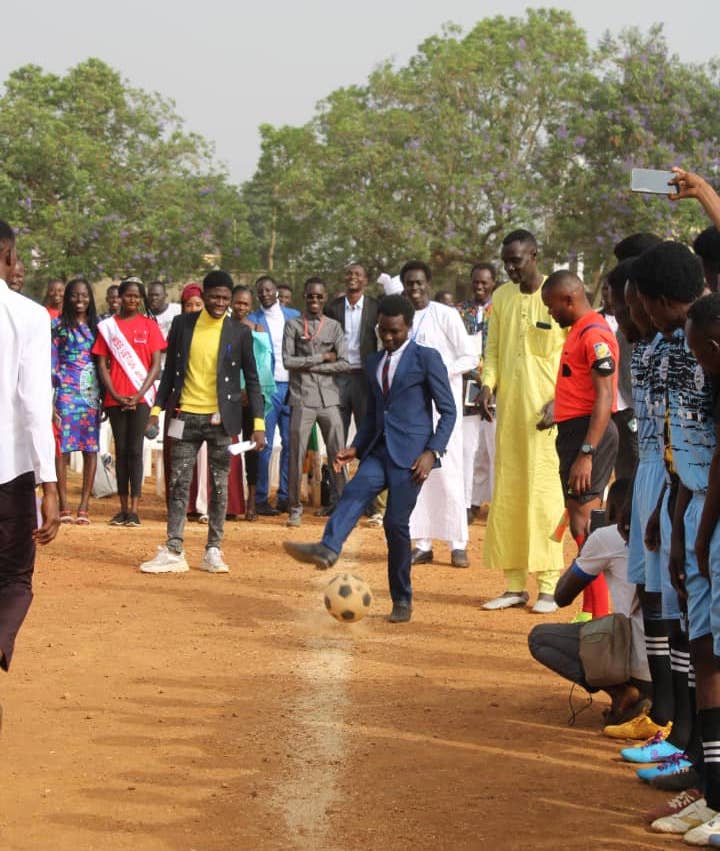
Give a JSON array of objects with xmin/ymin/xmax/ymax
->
[{"xmin": 97, "ymin": 316, "xmax": 156, "ymax": 406}]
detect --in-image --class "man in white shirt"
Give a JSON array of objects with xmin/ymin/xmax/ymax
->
[
  {"xmin": 528, "ymin": 479, "xmax": 651, "ymax": 725},
  {"xmin": 401, "ymin": 261, "xmax": 478, "ymax": 568},
  {"xmin": 249, "ymin": 276, "xmax": 300, "ymax": 515},
  {"xmin": 148, "ymin": 281, "xmax": 182, "ymax": 341},
  {"xmin": 0, "ymin": 218, "xmax": 59, "ymax": 690},
  {"xmin": 325, "ymin": 263, "xmax": 380, "ymax": 440}
]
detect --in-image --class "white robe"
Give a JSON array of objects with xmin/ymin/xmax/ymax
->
[{"xmin": 409, "ymin": 302, "xmax": 478, "ymax": 545}]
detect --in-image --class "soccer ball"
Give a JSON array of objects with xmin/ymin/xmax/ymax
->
[{"xmin": 324, "ymin": 573, "xmax": 373, "ymax": 623}]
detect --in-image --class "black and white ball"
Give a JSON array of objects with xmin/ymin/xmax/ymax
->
[{"xmin": 324, "ymin": 573, "xmax": 373, "ymax": 623}]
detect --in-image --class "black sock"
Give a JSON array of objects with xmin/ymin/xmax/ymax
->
[
  {"xmin": 685, "ymin": 666, "xmax": 704, "ymax": 777},
  {"xmin": 700, "ymin": 707, "xmax": 720, "ymax": 810},
  {"xmin": 668, "ymin": 627, "xmax": 692, "ymax": 750},
  {"xmin": 644, "ymin": 617, "xmax": 674, "ymax": 726}
]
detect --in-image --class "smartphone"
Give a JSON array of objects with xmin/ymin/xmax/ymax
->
[
  {"xmin": 465, "ymin": 380, "xmax": 481, "ymax": 407},
  {"xmin": 589, "ymin": 508, "xmax": 607, "ymax": 534},
  {"xmin": 630, "ymin": 168, "xmax": 675, "ymax": 195}
]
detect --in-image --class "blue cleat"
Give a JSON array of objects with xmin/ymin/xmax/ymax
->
[
  {"xmin": 637, "ymin": 753, "xmax": 692, "ymax": 782},
  {"xmin": 622, "ymin": 730, "xmax": 683, "ymax": 764}
]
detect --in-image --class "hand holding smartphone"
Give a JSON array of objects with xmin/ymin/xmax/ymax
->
[{"xmin": 630, "ymin": 168, "xmax": 676, "ymax": 195}]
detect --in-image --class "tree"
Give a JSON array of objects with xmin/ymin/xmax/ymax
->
[
  {"xmin": 242, "ymin": 123, "xmax": 326, "ymax": 281},
  {"xmin": 0, "ymin": 58, "xmax": 246, "ymax": 289},
  {"xmin": 242, "ymin": 11, "xmax": 720, "ymax": 286},
  {"xmin": 546, "ymin": 25, "xmax": 720, "ymax": 281},
  {"xmin": 244, "ymin": 9, "xmax": 593, "ymax": 283}
]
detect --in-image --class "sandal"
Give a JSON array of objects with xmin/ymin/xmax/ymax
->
[
  {"xmin": 60, "ymin": 509, "xmax": 74, "ymax": 524},
  {"xmin": 76, "ymin": 510, "xmax": 91, "ymax": 525}
]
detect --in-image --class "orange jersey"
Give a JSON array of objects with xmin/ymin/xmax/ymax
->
[{"xmin": 554, "ymin": 311, "xmax": 618, "ymax": 423}]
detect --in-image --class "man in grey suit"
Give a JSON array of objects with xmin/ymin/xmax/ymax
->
[{"xmin": 283, "ymin": 277, "xmax": 350, "ymax": 527}]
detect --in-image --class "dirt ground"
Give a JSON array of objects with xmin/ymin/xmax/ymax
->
[{"xmin": 0, "ymin": 476, "xmax": 680, "ymax": 850}]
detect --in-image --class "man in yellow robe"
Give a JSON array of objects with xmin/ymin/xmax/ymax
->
[{"xmin": 478, "ymin": 229, "xmax": 566, "ymax": 613}]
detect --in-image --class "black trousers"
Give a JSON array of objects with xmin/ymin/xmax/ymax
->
[
  {"xmin": 613, "ymin": 408, "xmax": 639, "ymax": 481},
  {"xmin": 528, "ymin": 622, "xmax": 596, "ymax": 692},
  {"xmin": 0, "ymin": 472, "xmax": 36, "ymax": 670},
  {"xmin": 107, "ymin": 404, "xmax": 150, "ymax": 497},
  {"xmin": 336, "ymin": 371, "xmax": 371, "ymax": 441}
]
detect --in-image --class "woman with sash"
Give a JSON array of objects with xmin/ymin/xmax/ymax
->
[{"xmin": 92, "ymin": 277, "xmax": 166, "ymax": 527}]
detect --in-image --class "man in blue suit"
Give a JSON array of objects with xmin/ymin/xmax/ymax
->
[
  {"xmin": 248, "ymin": 275, "xmax": 300, "ymax": 515},
  {"xmin": 283, "ymin": 295, "xmax": 456, "ymax": 622}
]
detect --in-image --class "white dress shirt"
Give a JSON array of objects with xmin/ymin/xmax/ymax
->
[
  {"xmin": 264, "ymin": 300, "xmax": 289, "ymax": 382},
  {"xmin": 375, "ymin": 339, "xmax": 411, "ymax": 390},
  {"xmin": 155, "ymin": 301, "xmax": 181, "ymax": 340},
  {"xmin": 344, "ymin": 295, "xmax": 364, "ymax": 368},
  {"xmin": 0, "ymin": 279, "xmax": 56, "ymax": 484}
]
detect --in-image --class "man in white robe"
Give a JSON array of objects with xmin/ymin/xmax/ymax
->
[{"xmin": 398, "ymin": 261, "xmax": 478, "ymax": 567}]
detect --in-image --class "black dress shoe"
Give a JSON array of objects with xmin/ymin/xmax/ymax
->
[
  {"xmin": 275, "ymin": 498, "xmax": 289, "ymax": 513},
  {"xmin": 411, "ymin": 547, "xmax": 433, "ymax": 565},
  {"xmin": 388, "ymin": 602, "xmax": 412, "ymax": 623},
  {"xmin": 255, "ymin": 501, "xmax": 280, "ymax": 516},
  {"xmin": 314, "ymin": 505, "xmax": 335, "ymax": 517},
  {"xmin": 283, "ymin": 541, "xmax": 338, "ymax": 570},
  {"xmin": 451, "ymin": 549, "xmax": 470, "ymax": 568}
]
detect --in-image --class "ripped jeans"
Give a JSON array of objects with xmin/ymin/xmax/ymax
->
[{"xmin": 166, "ymin": 413, "xmax": 231, "ymax": 553}]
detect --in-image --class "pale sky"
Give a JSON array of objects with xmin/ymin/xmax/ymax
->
[{"xmin": 5, "ymin": 0, "xmax": 718, "ymax": 183}]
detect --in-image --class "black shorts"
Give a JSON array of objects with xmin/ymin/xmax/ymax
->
[{"xmin": 556, "ymin": 416, "xmax": 619, "ymax": 504}]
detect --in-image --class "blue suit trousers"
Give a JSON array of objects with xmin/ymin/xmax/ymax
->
[
  {"xmin": 322, "ymin": 443, "xmax": 422, "ymax": 604},
  {"xmin": 256, "ymin": 381, "xmax": 290, "ymax": 505}
]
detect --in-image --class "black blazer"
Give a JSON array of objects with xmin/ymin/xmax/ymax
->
[
  {"xmin": 324, "ymin": 294, "xmax": 380, "ymax": 362},
  {"xmin": 156, "ymin": 311, "xmax": 264, "ymax": 437}
]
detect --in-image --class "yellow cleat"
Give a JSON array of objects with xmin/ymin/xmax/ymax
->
[{"xmin": 603, "ymin": 711, "xmax": 672, "ymax": 741}]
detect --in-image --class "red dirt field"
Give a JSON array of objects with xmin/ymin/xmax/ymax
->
[{"xmin": 1, "ymin": 478, "xmax": 678, "ymax": 850}]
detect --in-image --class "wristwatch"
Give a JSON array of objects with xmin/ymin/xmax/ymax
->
[
  {"xmin": 580, "ymin": 443, "xmax": 595, "ymax": 456},
  {"xmin": 431, "ymin": 449, "xmax": 442, "ymax": 462}
]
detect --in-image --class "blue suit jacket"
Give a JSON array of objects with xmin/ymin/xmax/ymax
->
[
  {"xmin": 353, "ymin": 340, "xmax": 456, "ymax": 469},
  {"xmin": 248, "ymin": 304, "xmax": 300, "ymax": 377}
]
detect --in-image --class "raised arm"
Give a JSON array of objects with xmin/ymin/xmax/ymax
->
[{"xmin": 670, "ymin": 168, "xmax": 720, "ymax": 230}]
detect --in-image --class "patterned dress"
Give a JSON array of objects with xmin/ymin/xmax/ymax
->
[{"xmin": 52, "ymin": 319, "xmax": 101, "ymax": 452}]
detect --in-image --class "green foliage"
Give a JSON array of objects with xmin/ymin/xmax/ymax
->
[
  {"xmin": 547, "ymin": 25, "xmax": 720, "ymax": 281},
  {"xmin": 0, "ymin": 58, "xmax": 247, "ymax": 288},
  {"xmin": 243, "ymin": 10, "xmax": 720, "ymax": 285},
  {"xmin": 2, "ymin": 14, "xmax": 717, "ymax": 292}
]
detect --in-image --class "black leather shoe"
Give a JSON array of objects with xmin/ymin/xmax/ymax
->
[
  {"xmin": 275, "ymin": 499, "xmax": 289, "ymax": 513},
  {"xmin": 451, "ymin": 549, "xmax": 470, "ymax": 568},
  {"xmin": 411, "ymin": 547, "xmax": 433, "ymax": 565},
  {"xmin": 255, "ymin": 501, "xmax": 280, "ymax": 516},
  {"xmin": 314, "ymin": 505, "xmax": 335, "ymax": 517},
  {"xmin": 388, "ymin": 602, "xmax": 412, "ymax": 623},
  {"xmin": 283, "ymin": 541, "xmax": 338, "ymax": 570}
]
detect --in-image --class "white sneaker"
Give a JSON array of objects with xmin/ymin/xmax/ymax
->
[
  {"xmin": 651, "ymin": 798, "xmax": 713, "ymax": 833},
  {"xmin": 140, "ymin": 546, "xmax": 189, "ymax": 574},
  {"xmin": 366, "ymin": 513, "xmax": 384, "ymax": 528},
  {"xmin": 531, "ymin": 594, "xmax": 558, "ymax": 614},
  {"xmin": 482, "ymin": 591, "xmax": 529, "ymax": 610},
  {"xmin": 200, "ymin": 547, "xmax": 229, "ymax": 574},
  {"xmin": 683, "ymin": 811, "xmax": 720, "ymax": 845}
]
